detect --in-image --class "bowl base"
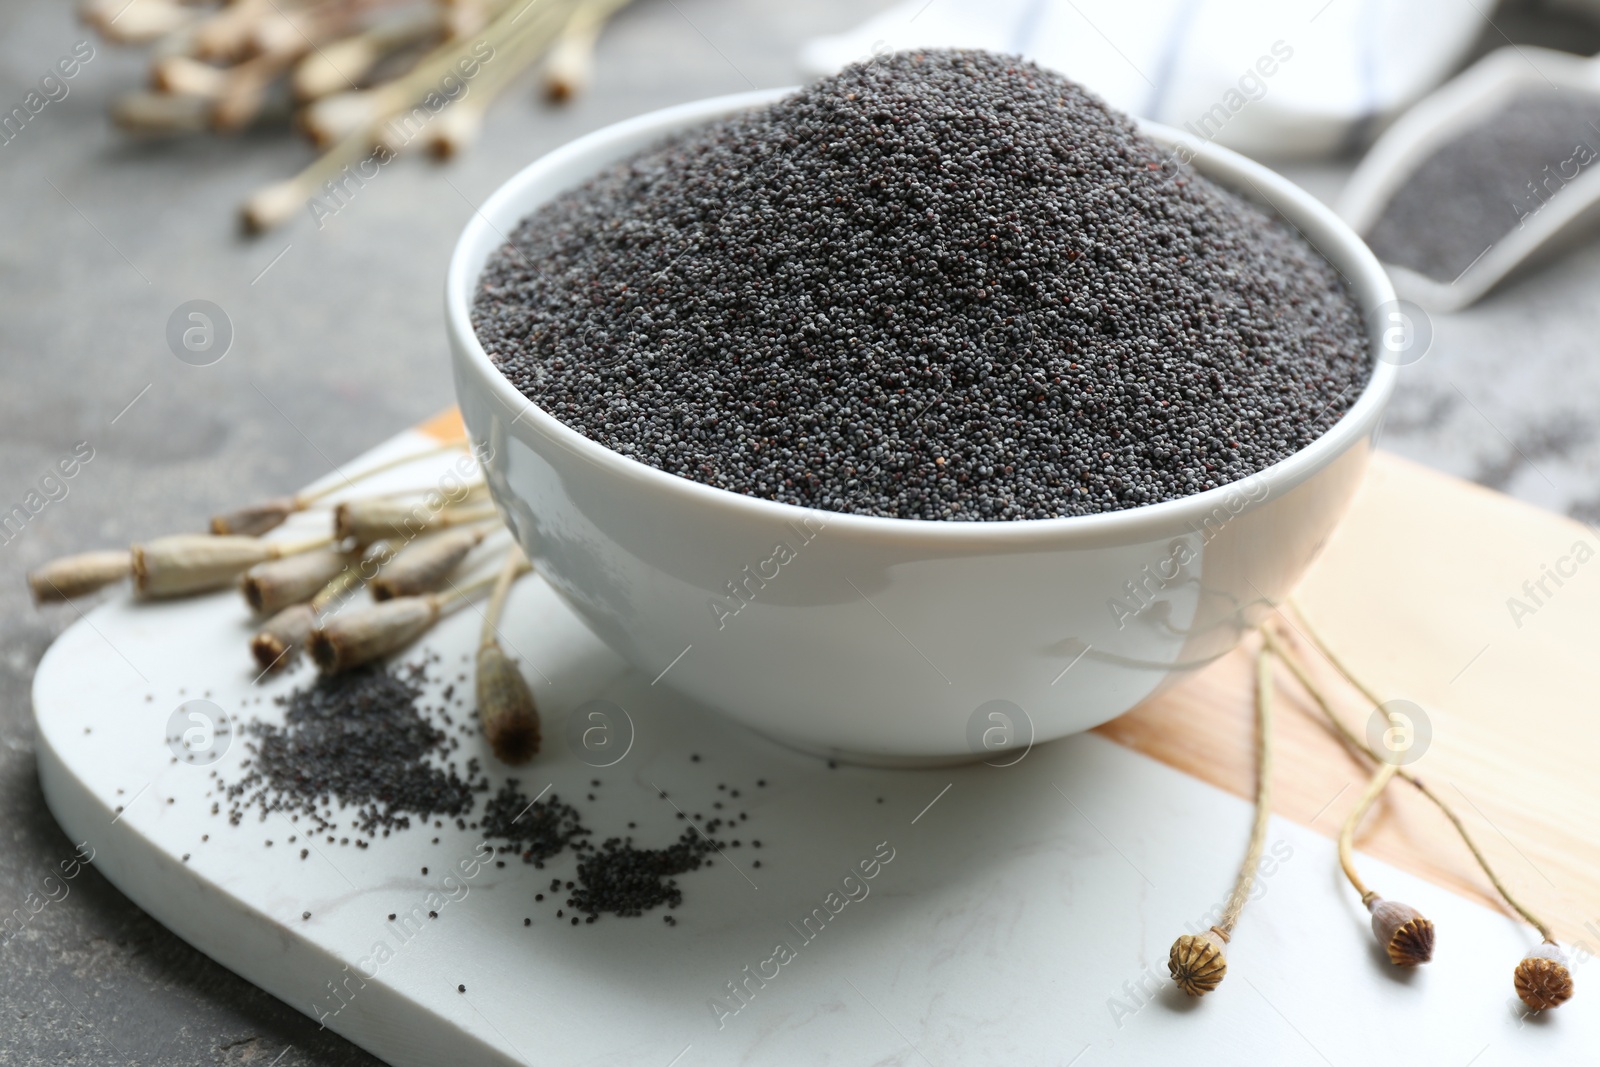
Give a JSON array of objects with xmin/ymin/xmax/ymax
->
[{"xmin": 746, "ymin": 725, "xmax": 1014, "ymax": 770}]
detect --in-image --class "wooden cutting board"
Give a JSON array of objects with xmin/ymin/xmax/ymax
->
[{"xmin": 1099, "ymin": 450, "xmax": 1600, "ymax": 948}]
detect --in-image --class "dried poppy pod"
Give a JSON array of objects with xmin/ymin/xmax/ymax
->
[
  {"xmin": 81, "ymin": 0, "xmax": 194, "ymax": 43},
  {"xmin": 371, "ymin": 528, "xmax": 487, "ymax": 600},
  {"xmin": 211, "ymin": 497, "xmax": 299, "ymax": 537},
  {"xmin": 249, "ymin": 555, "xmax": 374, "ymax": 671},
  {"xmin": 1367, "ymin": 896, "xmax": 1435, "ymax": 966},
  {"xmin": 1515, "ymin": 943, "xmax": 1574, "ymax": 1011},
  {"xmin": 471, "ymin": 546, "xmax": 539, "ymax": 761},
  {"xmin": 210, "ymin": 441, "xmax": 473, "ymax": 533},
  {"xmin": 309, "ymin": 556, "xmax": 509, "ymax": 672},
  {"xmin": 133, "ymin": 534, "xmax": 326, "ymax": 598},
  {"xmin": 251, "ymin": 604, "xmax": 317, "ymax": 673},
  {"xmin": 476, "ymin": 643, "xmax": 540, "ymax": 764},
  {"xmin": 1169, "ymin": 927, "xmax": 1228, "ymax": 997},
  {"xmin": 241, "ymin": 548, "xmax": 351, "ymax": 615},
  {"xmin": 309, "ymin": 596, "xmax": 442, "ymax": 673},
  {"xmin": 334, "ymin": 500, "xmax": 496, "ymax": 547},
  {"xmin": 27, "ymin": 550, "xmax": 133, "ymax": 603}
]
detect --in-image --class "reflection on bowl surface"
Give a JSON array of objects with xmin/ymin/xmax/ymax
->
[{"xmin": 447, "ymin": 89, "xmax": 1397, "ymax": 765}]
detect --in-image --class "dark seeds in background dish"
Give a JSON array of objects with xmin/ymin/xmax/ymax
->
[
  {"xmin": 1366, "ymin": 89, "xmax": 1600, "ymax": 283},
  {"xmin": 473, "ymin": 49, "xmax": 1369, "ymax": 521}
]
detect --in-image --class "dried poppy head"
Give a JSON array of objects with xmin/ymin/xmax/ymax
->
[
  {"xmin": 1515, "ymin": 943, "xmax": 1574, "ymax": 1011},
  {"xmin": 1169, "ymin": 927, "xmax": 1228, "ymax": 996},
  {"xmin": 1368, "ymin": 897, "xmax": 1434, "ymax": 967}
]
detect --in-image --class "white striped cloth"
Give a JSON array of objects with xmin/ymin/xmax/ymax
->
[{"xmin": 799, "ymin": 0, "xmax": 1486, "ymax": 159}]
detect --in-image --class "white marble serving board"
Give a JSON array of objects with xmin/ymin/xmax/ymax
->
[{"xmin": 34, "ymin": 430, "xmax": 1594, "ymax": 1066}]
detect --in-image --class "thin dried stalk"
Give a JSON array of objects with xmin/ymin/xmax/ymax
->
[
  {"xmin": 28, "ymin": 550, "xmax": 133, "ymax": 603},
  {"xmin": 1218, "ymin": 645, "xmax": 1275, "ymax": 937},
  {"xmin": 427, "ymin": 0, "xmax": 576, "ymax": 157},
  {"xmin": 211, "ymin": 438, "xmax": 468, "ymax": 535},
  {"xmin": 1279, "ymin": 608, "xmax": 1437, "ymax": 967},
  {"xmin": 241, "ymin": 120, "xmax": 379, "ymax": 230},
  {"xmin": 1271, "ymin": 613, "xmax": 1567, "ymax": 999},
  {"xmin": 1168, "ymin": 642, "xmax": 1274, "ymax": 997},
  {"xmin": 1274, "ymin": 611, "xmax": 1559, "ymax": 942},
  {"xmin": 1337, "ymin": 761, "xmax": 1399, "ymax": 905}
]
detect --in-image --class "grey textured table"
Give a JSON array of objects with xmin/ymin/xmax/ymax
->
[{"xmin": 2, "ymin": 2, "xmax": 1597, "ymax": 1064}]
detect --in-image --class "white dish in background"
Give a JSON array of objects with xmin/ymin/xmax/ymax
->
[
  {"xmin": 1338, "ymin": 46, "xmax": 1600, "ymax": 312},
  {"xmin": 447, "ymin": 90, "xmax": 1398, "ymax": 764}
]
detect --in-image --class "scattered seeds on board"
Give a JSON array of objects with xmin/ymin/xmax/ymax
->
[
  {"xmin": 474, "ymin": 50, "xmax": 1369, "ymax": 522},
  {"xmin": 213, "ymin": 661, "xmax": 764, "ymax": 926}
]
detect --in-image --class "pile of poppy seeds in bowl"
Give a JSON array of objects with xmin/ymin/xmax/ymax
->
[
  {"xmin": 472, "ymin": 50, "xmax": 1371, "ymax": 521},
  {"xmin": 214, "ymin": 657, "xmax": 760, "ymax": 925}
]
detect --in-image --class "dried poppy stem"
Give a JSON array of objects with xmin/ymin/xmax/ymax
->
[
  {"xmin": 334, "ymin": 500, "xmax": 497, "ymax": 547},
  {"xmin": 80, "ymin": 0, "xmax": 197, "ymax": 43},
  {"xmin": 241, "ymin": 119, "xmax": 380, "ymax": 231},
  {"xmin": 28, "ymin": 549, "xmax": 134, "ymax": 603},
  {"xmin": 250, "ymin": 545, "xmax": 380, "ymax": 672},
  {"xmin": 1337, "ymin": 761, "xmax": 1398, "ymax": 903},
  {"xmin": 1272, "ymin": 610, "xmax": 1568, "ymax": 1002},
  {"xmin": 475, "ymin": 545, "xmax": 539, "ymax": 763},
  {"xmin": 309, "ymin": 556, "xmax": 514, "ymax": 672},
  {"xmin": 1275, "ymin": 609, "xmax": 1560, "ymax": 942},
  {"xmin": 152, "ymin": 55, "xmax": 230, "ymax": 98},
  {"xmin": 542, "ymin": 0, "xmax": 632, "ymax": 103},
  {"xmin": 426, "ymin": 0, "xmax": 578, "ymax": 158},
  {"xmin": 297, "ymin": 440, "xmax": 475, "ymax": 507},
  {"xmin": 191, "ymin": 0, "xmax": 274, "ymax": 62},
  {"xmin": 300, "ymin": 0, "xmax": 554, "ymax": 147},
  {"xmin": 240, "ymin": 546, "xmax": 354, "ymax": 615},
  {"xmin": 133, "ymin": 532, "xmax": 333, "ymax": 598},
  {"xmin": 1168, "ymin": 642, "xmax": 1274, "ymax": 997},
  {"xmin": 112, "ymin": 90, "xmax": 214, "ymax": 135},
  {"xmin": 291, "ymin": 5, "xmax": 446, "ymax": 101},
  {"xmin": 211, "ymin": 41, "xmax": 312, "ymax": 131},
  {"xmin": 211, "ymin": 438, "xmax": 468, "ymax": 535},
  {"xmin": 1337, "ymin": 760, "xmax": 1436, "ymax": 966},
  {"xmin": 370, "ymin": 526, "xmax": 488, "ymax": 600}
]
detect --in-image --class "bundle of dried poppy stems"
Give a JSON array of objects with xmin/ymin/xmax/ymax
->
[
  {"xmin": 26, "ymin": 441, "xmax": 543, "ymax": 765},
  {"xmin": 79, "ymin": 0, "xmax": 633, "ymax": 232},
  {"xmin": 1170, "ymin": 610, "xmax": 1574, "ymax": 1013}
]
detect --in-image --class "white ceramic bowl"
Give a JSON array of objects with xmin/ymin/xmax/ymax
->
[{"xmin": 448, "ymin": 89, "xmax": 1398, "ymax": 765}]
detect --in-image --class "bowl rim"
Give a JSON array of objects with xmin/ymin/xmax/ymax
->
[{"xmin": 447, "ymin": 87, "xmax": 1398, "ymax": 546}]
